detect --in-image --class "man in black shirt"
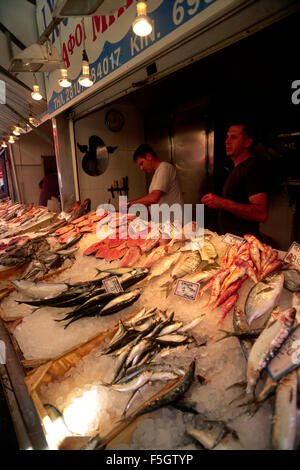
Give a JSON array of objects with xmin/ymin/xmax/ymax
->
[{"xmin": 201, "ymin": 122, "xmax": 268, "ymax": 237}]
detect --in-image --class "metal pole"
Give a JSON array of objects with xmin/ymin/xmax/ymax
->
[
  {"xmin": 68, "ymin": 117, "xmax": 80, "ymax": 201},
  {"xmin": 8, "ymin": 143, "xmax": 22, "ymax": 203}
]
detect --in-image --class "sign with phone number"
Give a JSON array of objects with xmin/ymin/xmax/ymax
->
[{"xmin": 37, "ymin": 0, "xmax": 217, "ymax": 115}]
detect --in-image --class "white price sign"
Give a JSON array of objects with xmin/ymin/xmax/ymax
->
[
  {"xmin": 222, "ymin": 233, "xmax": 245, "ymax": 245},
  {"xmin": 174, "ymin": 279, "xmax": 199, "ymax": 301},
  {"xmin": 102, "ymin": 276, "xmax": 123, "ymax": 294},
  {"xmin": 284, "ymin": 241, "xmax": 300, "ymax": 266}
]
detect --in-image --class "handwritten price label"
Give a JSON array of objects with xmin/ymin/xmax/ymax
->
[
  {"xmin": 284, "ymin": 241, "xmax": 300, "ymax": 266},
  {"xmin": 222, "ymin": 233, "xmax": 245, "ymax": 245},
  {"xmin": 174, "ymin": 279, "xmax": 199, "ymax": 301},
  {"xmin": 102, "ymin": 276, "xmax": 123, "ymax": 294},
  {"xmin": 267, "ymin": 324, "xmax": 300, "ymax": 381}
]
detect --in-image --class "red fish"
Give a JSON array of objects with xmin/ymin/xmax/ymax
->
[
  {"xmin": 217, "ymin": 293, "xmax": 239, "ymax": 325},
  {"xmin": 119, "ymin": 246, "xmax": 141, "ymax": 267},
  {"xmin": 213, "ymin": 275, "xmax": 247, "ymax": 310},
  {"xmin": 83, "ymin": 241, "xmax": 105, "ymax": 256}
]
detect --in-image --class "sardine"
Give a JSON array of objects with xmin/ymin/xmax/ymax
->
[
  {"xmin": 154, "ymin": 334, "xmax": 189, "ymax": 346},
  {"xmin": 246, "ymin": 308, "xmax": 296, "ymax": 395},
  {"xmin": 125, "ymin": 339, "xmax": 153, "ymax": 368},
  {"xmin": 156, "ymin": 322, "xmax": 183, "ymax": 337},
  {"xmin": 177, "ymin": 317, "xmax": 203, "ymax": 334},
  {"xmin": 11, "ymin": 279, "xmax": 69, "ymax": 299},
  {"xmin": 107, "ymin": 370, "xmax": 153, "ymax": 392},
  {"xmin": 272, "ymin": 370, "xmax": 297, "ymax": 450},
  {"xmin": 245, "ymin": 272, "xmax": 284, "ymax": 325}
]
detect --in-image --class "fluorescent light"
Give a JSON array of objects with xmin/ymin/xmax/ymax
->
[
  {"xmin": 58, "ymin": 67, "xmax": 72, "ymax": 88},
  {"xmin": 132, "ymin": 1, "xmax": 152, "ymax": 37}
]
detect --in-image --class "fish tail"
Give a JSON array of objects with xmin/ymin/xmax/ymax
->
[{"xmin": 31, "ymin": 307, "xmax": 41, "ymax": 314}]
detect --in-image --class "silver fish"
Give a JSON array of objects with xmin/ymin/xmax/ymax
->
[
  {"xmin": 245, "ymin": 272, "xmax": 284, "ymax": 325},
  {"xmin": 272, "ymin": 370, "xmax": 297, "ymax": 450},
  {"xmin": 99, "ymin": 289, "xmax": 141, "ymax": 316},
  {"xmin": 177, "ymin": 317, "xmax": 203, "ymax": 334},
  {"xmin": 125, "ymin": 339, "xmax": 152, "ymax": 368},
  {"xmin": 170, "ymin": 251, "xmax": 202, "ymax": 280},
  {"xmin": 108, "ymin": 370, "xmax": 153, "ymax": 392},
  {"xmin": 156, "ymin": 322, "xmax": 183, "ymax": 337},
  {"xmin": 147, "ymin": 252, "xmax": 182, "ymax": 282},
  {"xmin": 11, "ymin": 279, "xmax": 69, "ymax": 299},
  {"xmin": 154, "ymin": 334, "xmax": 189, "ymax": 346},
  {"xmin": 246, "ymin": 308, "xmax": 296, "ymax": 395}
]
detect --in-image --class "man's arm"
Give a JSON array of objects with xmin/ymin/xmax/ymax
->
[
  {"xmin": 201, "ymin": 192, "xmax": 268, "ymax": 223},
  {"xmin": 129, "ymin": 190, "xmax": 164, "ymax": 207}
]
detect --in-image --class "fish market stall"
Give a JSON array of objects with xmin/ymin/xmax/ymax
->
[{"xmin": 0, "ymin": 210, "xmax": 299, "ymax": 450}]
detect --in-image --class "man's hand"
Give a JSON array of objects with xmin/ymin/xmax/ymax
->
[{"xmin": 201, "ymin": 193, "xmax": 223, "ymax": 209}]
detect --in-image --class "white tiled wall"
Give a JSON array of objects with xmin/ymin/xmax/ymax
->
[{"xmin": 74, "ymin": 102, "xmax": 147, "ymax": 211}]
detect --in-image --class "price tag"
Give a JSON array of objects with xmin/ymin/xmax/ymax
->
[
  {"xmin": 102, "ymin": 276, "xmax": 123, "ymax": 294},
  {"xmin": 267, "ymin": 324, "xmax": 300, "ymax": 381},
  {"xmin": 222, "ymin": 233, "xmax": 245, "ymax": 245},
  {"xmin": 284, "ymin": 241, "xmax": 300, "ymax": 266},
  {"xmin": 174, "ymin": 279, "xmax": 199, "ymax": 301},
  {"xmin": 58, "ymin": 211, "xmax": 72, "ymax": 221}
]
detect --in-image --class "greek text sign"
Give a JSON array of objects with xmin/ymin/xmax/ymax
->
[{"xmin": 36, "ymin": 0, "xmax": 217, "ymax": 115}]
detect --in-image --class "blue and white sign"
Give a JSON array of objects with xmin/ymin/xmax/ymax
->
[{"xmin": 36, "ymin": 0, "xmax": 218, "ymax": 116}]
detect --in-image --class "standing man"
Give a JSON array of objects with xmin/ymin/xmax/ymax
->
[
  {"xmin": 129, "ymin": 144, "xmax": 184, "ymax": 209},
  {"xmin": 201, "ymin": 122, "xmax": 268, "ymax": 237}
]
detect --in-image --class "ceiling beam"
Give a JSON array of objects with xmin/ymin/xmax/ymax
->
[{"xmin": 0, "ymin": 23, "xmax": 26, "ymax": 51}]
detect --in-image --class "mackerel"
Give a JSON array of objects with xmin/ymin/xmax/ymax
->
[
  {"xmin": 99, "ymin": 289, "xmax": 141, "ymax": 316},
  {"xmin": 11, "ymin": 279, "xmax": 69, "ymax": 299}
]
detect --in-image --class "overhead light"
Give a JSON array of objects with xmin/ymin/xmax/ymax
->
[
  {"xmin": 58, "ymin": 65, "xmax": 72, "ymax": 88},
  {"xmin": 132, "ymin": 1, "xmax": 152, "ymax": 37},
  {"xmin": 8, "ymin": 135, "xmax": 15, "ymax": 144},
  {"xmin": 52, "ymin": 0, "xmax": 125, "ymax": 17},
  {"xmin": 1, "ymin": 141, "xmax": 7, "ymax": 148},
  {"xmin": 78, "ymin": 50, "xmax": 94, "ymax": 88},
  {"xmin": 31, "ymin": 75, "xmax": 43, "ymax": 101},
  {"xmin": 9, "ymin": 43, "xmax": 61, "ymax": 73},
  {"xmin": 13, "ymin": 126, "xmax": 21, "ymax": 136}
]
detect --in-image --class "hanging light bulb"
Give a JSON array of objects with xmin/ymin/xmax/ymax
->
[
  {"xmin": 58, "ymin": 64, "xmax": 72, "ymax": 88},
  {"xmin": 132, "ymin": 1, "xmax": 152, "ymax": 37},
  {"xmin": 78, "ymin": 50, "xmax": 94, "ymax": 88},
  {"xmin": 13, "ymin": 125, "xmax": 21, "ymax": 136},
  {"xmin": 1, "ymin": 141, "xmax": 7, "ymax": 148},
  {"xmin": 31, "ymin": 74, "xmax": 42, "ymax": 100},
  {"xmin": 8, "ymin": 135, "xmax": 15, "ymax": 144}
]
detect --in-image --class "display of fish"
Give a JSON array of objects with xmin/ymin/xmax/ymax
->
[
  {"xmin": 99, "ymin": 289, "xmax": 141, "ymax": 316},
  {"xmin": 146, "ymin": 252, "xmax": 182, "ymax": 283},
  {"xmin": 245, "ymin": 272, "xmax": 284, "ymax": 325}
]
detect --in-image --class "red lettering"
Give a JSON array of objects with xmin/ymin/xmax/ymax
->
[
  {"xmin": 75, "ymin": 24, "xmax": 82, "ymax": 47},
  {"xmin": 67, "ymin": 34, "xmax": 75, "ymax": 55},
  {"xmin": 62, "ymin": 42, "xmax": 70, "ymax": 68}
]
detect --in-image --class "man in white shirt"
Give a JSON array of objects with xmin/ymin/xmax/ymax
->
[{"xmin": 129, "ymin": 144, "xmax": 184, "ymax": 210}]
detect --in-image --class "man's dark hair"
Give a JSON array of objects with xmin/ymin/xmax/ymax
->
[
  {"xmin": 227, "ymin": 119, "xmax": 256, "ymax": 143},
  {"xmin": 133, "ymin": 144, "xmax": 157, "ymax": 162}
]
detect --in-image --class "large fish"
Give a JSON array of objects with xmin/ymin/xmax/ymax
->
[
  {"xmin": 245, "ymin": 272, "xmax": 284, "ymax": 325},
  {"xmin": 146, "ymin": 252, "xmax": 182, "ymax": 283},
  {"xmin": 246, "ymin": 308, "xmax": 296, "ymax": 396},
  {"xmin": 99, "ymin": 289, "xmax": 141, "ymax": 316},
  {"xmin": 272, "ymin": 370, "xmax": 297, "ymax": 450}
]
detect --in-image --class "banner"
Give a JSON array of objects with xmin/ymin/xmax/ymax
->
[{"xmin": 36, "ymin": 0, "xmax": 220, "ymax": 116}]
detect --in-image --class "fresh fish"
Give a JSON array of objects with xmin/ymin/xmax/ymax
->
[
  {"xmin": 177, "ymin": 317, "xmax": 203, "ymax": 334},
  {"xmin": 281, "ymin": 264, "xmax": 300, "ymax": 292},
  {"xmin": 99, "ymin": 289, "xmax": 141, "ymax": 316},
  {"xmin": 246, "ymin": 308, "xmax": 296, "ymax": 395},
  {"xmin": 124, "ymin": 360, "xmax": 195, "ymax": 421},
  {"xmin": 199, "ymin": 240, "xmax": 218, "ymax": 262},
  {"xmin": 186, "ymin": 421, "xmax": 228, "ymax": 450},
  {"xmin": 58, "ymin": 233, "xmax": 83, "ymax": 251},
  {"xmin": 43, "ymin": 403, "xmax": 73, "ymax": 436},
  {"xmin": 125, "ymin": 339, "xmax": 153, "ymax": 368},
  {"xmin": 217, "ymin": 293, "xmax": 239, "ymax": 325},
  {"xmin": 106, "ymin": 370, "xmax": 153, "ymax": 392},
  {"xmin": 232, "ymin": 306, "xmax": 254, "ymax": 361},
  {"xmin": 272, "ymin": 370, "xmax": 297, "ymax": 450},
  {"xmin": 97, "ymin": 267, "xmax": 135, "ymax": 276},
  {"xmin": 156, "ymin": 322, "xmax": 183, "ymax": 337},
  {"xmin": 181, "ymin": 263, "xmax": 220, "ymax": 285},
  {"xmin": 245, "ymin": 272, "xmax": 284, "ymax": 325},
  {"xmin": 55, "ymin": 247, "xmax": 79, "ymax": 256},
  {"xmin": 146, "ymin": 252, "xmax": 182, "ymax": 283},
  {"xmin": 170, "ymin": 251, "xmax": 202, "ymax": 280},
  {"xmin": 154, "ymin": 334, "xmax": 189, "ymax": 346},
  {"xmin": 11, "ymin": 279, "xmax": 69, "ymax": 299}
]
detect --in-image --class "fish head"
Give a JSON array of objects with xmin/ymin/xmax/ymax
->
[{"xmin": 280, "ymin": 307, "xmax": 296, "ymax": 327}]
